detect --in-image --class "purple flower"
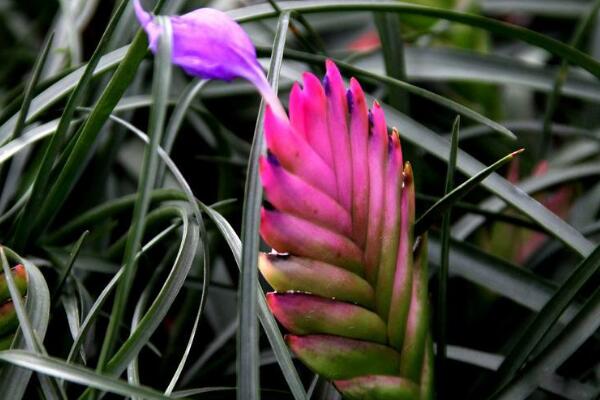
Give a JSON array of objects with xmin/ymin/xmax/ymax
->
[{"xmin": 133, "ymin": 0, "xmax": 285, "ymax": 119}]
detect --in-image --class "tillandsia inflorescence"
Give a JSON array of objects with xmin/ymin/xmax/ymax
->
[{"xmin": 259, "ymin": 61, "xmax": 434, "ymax": 400}]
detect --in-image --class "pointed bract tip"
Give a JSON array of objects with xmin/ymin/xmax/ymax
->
[
  {"xmin": 403, "ymin": 162, "xmax": 413, "ymax": 182},
  {"xmin": 346, "ymin": 89, "xmax": 354, "ymax": 113},
  {"xmin": 291, "ymin": 81, "xmax": 302, "ymax": 92},
  {"xmin": 303, "ymin": 72, "xmax": 325, "ymax": 97},
  {"xmin": 389, "ymin": 130, "xmax": 401, "ymax": 151},
  {"xmin": 263, "ymin": 201, "xmax": 276, "ymax": 211},
  {"xmin": 325, "ymin": 58, "xmax": 342, "ymax": 78},
  {"xmin": 13, "ymin": 264, "xmax": 26, "ymax": 278},
  {"xmin": 322, "ymin": 75, "xmax": 331, "ymax": 95},
  {"xmin": 266, "ymin": 151, "xmax": 281, "ymax": 167},
  {"xmin": 373, "ymin": 100, "xmax": 381, "ymax": 108}
]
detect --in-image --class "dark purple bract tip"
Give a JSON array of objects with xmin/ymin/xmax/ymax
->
[
  {"xmin": 322, "ymin": 75, "xmax": 331, "ymax": 96},
  {"xmin": 346, "ymin": 89, "xmax": 354, "ymax": 114},
  {"xmin": 266, "ymin": 151, "xmax": 281, "ymax": 166}
]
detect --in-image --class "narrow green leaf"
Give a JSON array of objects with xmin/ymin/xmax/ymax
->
[
  {"xmin": 157, "ymin": 80, "xmax": 208, "ymax": 185},
  {"xmin": 539, "ymin": 0, "xmax": 600, "ymax": 159},
  {"xmin": 97, "ymin": 15, "xmax": 173, "ymax": 370},
  {"xmin": 482, "ymin": 0, "xmax": 590, "ymax": 17},
  {"xmin": 416, "ymin": 194, "xmax": 542, "ymax": 232},
  {"xmin": 45, "ymin": 189, "xmax": 186, "ymax": 244},
  {"xmin": 0, "ymin": 247, "xmax": 64, "ymax": 399},
  {"xmin": 52, "ymin": 231, "xmax": 89, "ymax": 301},
  {"xmin": 427, "ymin": 238, "xmax": 580, "ymax": 322},
  {"xmin": 7, "ymin": 32, "xmax": 54, "ymax": 144},
  {"xmin": 180, "ymin": 320, "xmax": 238, "ymax": 385},
  {"xmin": 374, "ymin": 12, "xmax": 408, "ymax": 111},
  {"xmin": 256, "ymin": 47, "xmax": 517, "ymax": 140},
  {"xmin": 237, "ymin": 11, "xmax": 290, "ymax": 400},
  {"xmin": 267, "ymin": 0, "xmax": 325, "ymax": 55},
  {"xmin": 0, "ymin": 351, "xmax": 174, "ymax": 400},
  {"xmin": 436, "ymin": 116, "xmax": 459, "ymax": 397},
  {"xmin": 452, "ymin": 162, "xmax": 600, "ymax": 242},
  {"xmin": 94, "ymin": 112, "xmax": 208, "ymax": 393},
  {"xmin": 233, "ymin": 0, "xmax": 600, "ymax": 79},
  {"xmin": 69, "ymin": 115, "xmax": 204, "ymax": 383},
  {"xmin": 201, "ymin": 205, "xmax": 307, "ymax": 400},
  {"xmin": 415, "ymin": 148, "xmax": 524, "ymax": 236},
  {"xmin": 446, "ymin": 345, "xmax": 596, "ymax": 399},
  {"xmin": 492, "ymin": 285, "xmax": 600, "ymax": 400},
  {"xmin": 31, "ymin": 34, "xmax": 146, "ymax": 236},
  {"xmin": 12, "ymin": 0, "xmax": 132, "ymax": 250},
  {"xmin": 487, "ymin": 244, "xmax": 600, "ymax": 397},
  {"xmin": 66, "ymin": 224, "xmax": 180, "ymax": 365}
]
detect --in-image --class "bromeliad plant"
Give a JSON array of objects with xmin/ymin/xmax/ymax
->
[
  {"xmin": 259, "ymin": 61, "xmax": 434, "ymax": 399},
  {"xmin": 135, "ymin": 3, "xmax": 433, "ymax": 396}
]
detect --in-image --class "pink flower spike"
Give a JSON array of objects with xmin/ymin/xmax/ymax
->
[
  {"xmin": 257, "ymin": 61, "xmax": 434, "ymax": 398},
  {"xmin": 133, "ymin": 0, "xmax": 286, "ymax": 119}
]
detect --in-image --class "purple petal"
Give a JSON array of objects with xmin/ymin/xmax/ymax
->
[{"xmin": 133, "ymin": 0, "xmax": 285, "ymax": 119}]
